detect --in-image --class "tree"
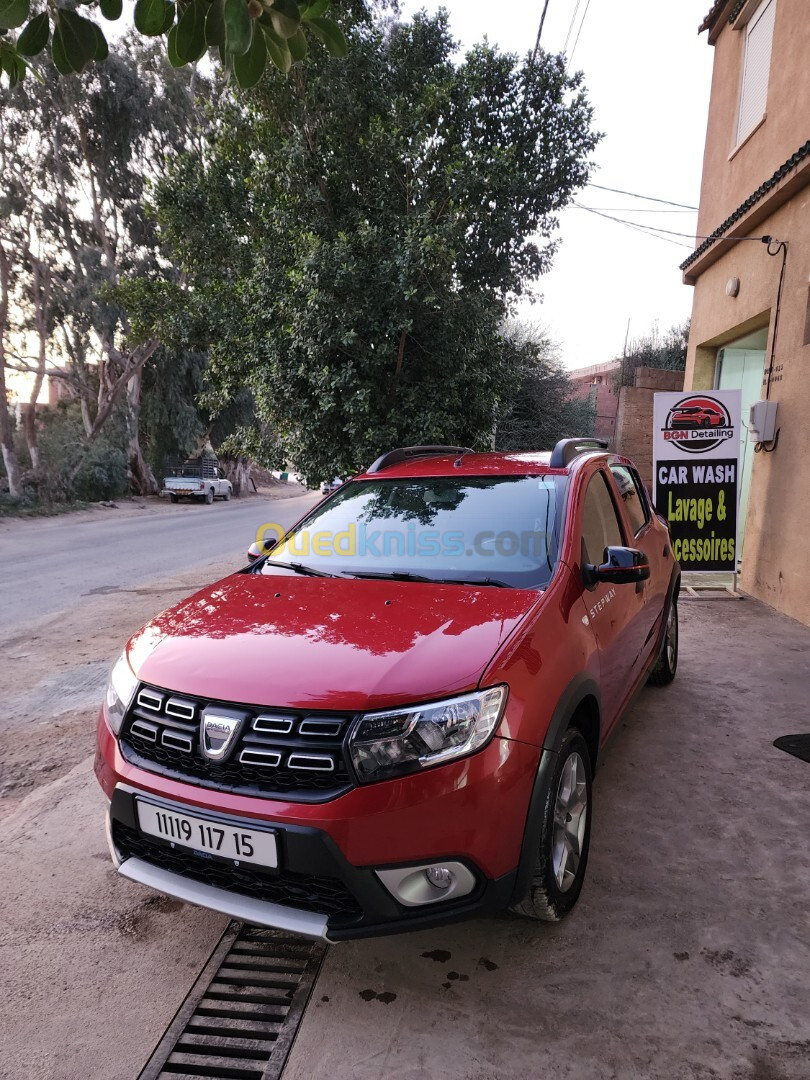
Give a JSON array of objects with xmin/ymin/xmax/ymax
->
[
  {"xmin": 0, "ymin": 242, "xmax": 22, "ymax": 494},
  {"xmin": 0, "ymin": 0, "xmax": 348, "ymax": 90},
  {"xmin": 1, "ymin": 39, "xmax": 210, "ymax": 493},
  {"xmin": 494, "ymin": 321, "xmax": 595, "ymax": 452},
  {"xmin": 152, "ymin": 11, "xmax": 600, "ymax": 484}
]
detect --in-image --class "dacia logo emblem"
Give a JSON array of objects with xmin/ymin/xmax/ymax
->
[{"xmin": 200, "ymin": 709, "xmax": 245, "ymax": 762}]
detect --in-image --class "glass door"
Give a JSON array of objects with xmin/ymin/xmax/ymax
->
[{"xmin": 716, "ymin": 344, "xmax": 766, "ymax": 565}]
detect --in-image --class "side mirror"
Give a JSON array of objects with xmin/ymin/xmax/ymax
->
[
  {"xmin": 584, "ymin": 546, "xmax": 650, "ymax": 588},
  {"xmin": 247, "ymin": 539, "xmax": 277, "ymax": 562}
]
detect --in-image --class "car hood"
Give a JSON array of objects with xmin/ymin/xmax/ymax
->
[{"xmin": 127, "ymin": 572, "xmax": 540, "ymax": 712}]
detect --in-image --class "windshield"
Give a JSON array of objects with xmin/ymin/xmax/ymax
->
[{"xmin": 259, "ymin": 475, "xmax": 567, "ymax": 588}]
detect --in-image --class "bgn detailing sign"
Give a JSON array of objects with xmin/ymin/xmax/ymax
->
[{"xmin": 652, "ymin": 390, "xmax": 742, "ymax": 572}]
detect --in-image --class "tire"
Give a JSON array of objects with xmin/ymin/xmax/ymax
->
[
  {"xmin": 648, "ymin": 598, "xmax": 678, "ymax": 686},
  {"xmin": 224, "ymin": 487, "xmax": 231, "ymax": 501},
  {"xmin": 510, "ymin": 728, "xmax": 592, "ymax": 923},
  {"xmin": 205, "ymin": 488, "xmax": 214, "ymax": 505},
  {"xmin": 169, "ymin": 492, "xmax": 179, "ymax": 504}
]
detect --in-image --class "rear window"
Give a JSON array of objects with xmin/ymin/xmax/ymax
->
[{"xmin": 261, "ymin": 475, "xmax": 568, "ymax": 588}]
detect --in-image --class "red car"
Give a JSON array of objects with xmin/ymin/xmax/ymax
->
[
  {"xmin": 96, "ymin": 440, "xmax": 680, "ymax": 941},
  {"xmin": 669, "ymin": 405, "xmax": 726, "ymax": 428}
]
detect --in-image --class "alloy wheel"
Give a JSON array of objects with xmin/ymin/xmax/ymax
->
[
  {"xmin": 552, "ymin": 751, "xmax": 588, "ymax": 892},
  {"xmin": 666, "ymin": 604, "xmax": 678, "ymax": 668}
]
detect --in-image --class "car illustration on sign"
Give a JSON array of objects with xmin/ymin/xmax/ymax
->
[
  {"xmin": 669, "ymin": 404, "xmax": 726, "ymax": 428},
  {"xmin": 662, "ymin": 395, "xmax": 734, "ymax": 454}
]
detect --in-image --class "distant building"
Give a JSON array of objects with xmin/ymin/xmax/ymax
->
[
  {"xmin": 681, "ymin": 0, "xmax": 809, "ymax": 625},
  {"xmin": 568, "ymin": 361, "xmax": 620, "ymax": 441}
]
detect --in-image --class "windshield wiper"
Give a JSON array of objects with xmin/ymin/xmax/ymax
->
[
  {"xmin": 344, "ymin": 570, "xmax": 435, "ymax": 583},
  {"xmin": 264, "ymin": 560, "xmax": 338, "ymax": 578},
  {"xmin": 344, "ymin": 570, "xmax": 510, "ymax": 588},
  {"xmin": 441, "ymin": 577, "xmax": 510, "ymax": 588}
]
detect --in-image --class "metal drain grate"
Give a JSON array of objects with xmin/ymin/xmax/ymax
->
[{"xmin": 138, "ymin": 922, "xmax": 326, "ymax": 1080}]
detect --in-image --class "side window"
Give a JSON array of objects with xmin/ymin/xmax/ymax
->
[
  {"xmin": 581, "ymin": 472, "xmax": 623, "ymax": 565},
  {"xmin": 610, "ymin": 464, "xmax": 650, "ymax": 537},
  {"xmin": 736, "ymin": 0, "xmax": 776, "ymax": 146}
]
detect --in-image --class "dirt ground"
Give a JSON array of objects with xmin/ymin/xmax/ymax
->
[
  {"xmin": 0, "ymin": 555, "xmax": 237, "ymax": 820},
  {"xmin": 0, "ymin": 481, "xmax": 311, "ymax": 820}
]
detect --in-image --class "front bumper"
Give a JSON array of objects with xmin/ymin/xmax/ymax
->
[
  {"xmin": 106, "ymin": 783, "xmax": 517, "ymax": 942},
  {"xmin": 97, "ymin": 711, "xmax": 537, "ymax": 941}
]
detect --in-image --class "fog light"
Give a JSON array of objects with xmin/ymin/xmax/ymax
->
[
  {"xmin": 425, "ymin": 866, "xmax": 454, "ymax": 890},
  {"xmin": 376, "ymin": 860, "xmax": 476, "ymax": 906}
]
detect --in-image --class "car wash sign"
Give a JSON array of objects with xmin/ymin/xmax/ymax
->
[{"xmin": 652, "ymin": 390, "xmax": 741, "ymax": 572}]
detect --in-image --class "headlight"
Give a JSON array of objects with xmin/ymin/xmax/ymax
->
[
  {"xmin": 348, "ymin": 686, "xmax": 507, "ymax": 783},
  {"xmin": 105, "ymin": 651, "xmax": 138, "ymax": 735}
]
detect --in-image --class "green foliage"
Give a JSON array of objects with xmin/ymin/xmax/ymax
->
[
  {"xmin": 152, "ymin": 12, "xmax": 600, "ymax": 484},
  {"xmin": 15, "ymin": 11, "xmax": 48, "ymax": 55},
  {"xmin": 494, "ymin": 322, "xmax": 596, "ymax": 452},
  {"xmin": 0, "ymin": 0, "xmax": 347, "ymax": 88},
  {"xmin": 614, "ymin": 320, "xmax": 690, "ymax": 390},
  {"xmin": 33, "ymin": 404, "xmax": 128, "ymax": 502}
]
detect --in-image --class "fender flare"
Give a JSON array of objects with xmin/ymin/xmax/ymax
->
[
  {"xmin": 541, "ymin": 671, "xmax": 602, "ymax": 758},
  {"xmin": 510, "ymin": 673, "xmax": 602, "ymax": 907}
]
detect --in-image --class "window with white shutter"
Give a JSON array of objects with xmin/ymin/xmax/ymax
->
[{"xmin": 736, "ymin": 0, "xmax": 776, "ymax": 145}]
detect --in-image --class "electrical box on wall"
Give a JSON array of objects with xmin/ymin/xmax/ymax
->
[{"xmin": 749, "ymin": 400, "xmax": 778, "ymax": 442}]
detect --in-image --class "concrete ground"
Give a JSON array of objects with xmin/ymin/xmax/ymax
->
[
  {"xmin": 284, "ymin": 599, "xmax": 810, "ymax": 1080},
  {"xmin": 1, "ymin": 514, "xmax": 808, "ymax": 1080}
]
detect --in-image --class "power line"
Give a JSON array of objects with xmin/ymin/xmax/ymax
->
[
  {"xmin": 574, "ymin": 204, "xmax": 693, "ymax": 249},
  {"xmin": 574, "ymin": 202, "xmax": 777, "ymax": 248},
  {"xmin": 588, "ymin": 207, "xmax": 698, "ymax": 213},
  {"xmin": 563, "ymin": 0, "xmax": 582, "ymax": 53},
  {"xmin": 567, "ymin": 0, "xmax": 592, "ymax": 68},
  {"xmin": 587, "ymin": 183, "xmax": 698, "ymax": 210}
]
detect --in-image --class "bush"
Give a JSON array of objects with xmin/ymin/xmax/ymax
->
[{"xmin": 34, "ymin": 404, "xmax": 129, "ymax": 503}]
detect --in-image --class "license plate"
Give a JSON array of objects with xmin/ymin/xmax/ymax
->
[{"xmin": 135, "ymin": 799, "xmax": 278, "ymax": 869}]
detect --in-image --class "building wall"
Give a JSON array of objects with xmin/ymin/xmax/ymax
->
[
  {"xmin": 568, "ymin": 361, "xmax": 620, "ymax": 443},
  {"xmin": 696, "ymin": 0, "xmax": 810, "ymax": 236},
  {"xmin": 683, "ymin": 0, "xmax": 809, "ymax": 625},
  {"xmin": 684, "ymin": 192, "xmax": 810, "ymax": 625},
  {"xmin": 613, "ymin": 367, "xmax": 685, "ymax": 491}
]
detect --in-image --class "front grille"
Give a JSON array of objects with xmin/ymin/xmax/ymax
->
[
  {"xmin": 113, "ymin": 821, "xmax": 363, "ymax": 923},
  {"xmin": 120, "ymin": 684, "xmax": 356, "ymax": 802}
]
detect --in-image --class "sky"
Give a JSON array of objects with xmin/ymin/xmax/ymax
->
[{"xmin": 399, "ymin": 0, "xmax": 716, "ymax": 370}]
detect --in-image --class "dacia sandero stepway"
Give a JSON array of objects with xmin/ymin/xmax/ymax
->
[{"xmin": 96, "ymin": 439, "xmax": 680, "ymax": 941}]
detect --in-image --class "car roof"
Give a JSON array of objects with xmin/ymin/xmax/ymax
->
[{"xmin": 353, "ymin": 448, "xmax": 626, "ymax": 481}]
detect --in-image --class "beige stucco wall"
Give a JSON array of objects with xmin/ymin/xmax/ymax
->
[
  {"xmin": 696, "ymin": 0, "xmax": 810, "ymax": 236},
  {"xmin": 684, "ymin": 193, "xmax": 810, "ymax": 626},
  {"xmin": 683, "ymin": 0, "xmax": 810, "ymax": 627}
]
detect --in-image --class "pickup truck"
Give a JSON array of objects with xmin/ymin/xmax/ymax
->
[{"xmin": 162, "ymin": 458, "xmax": 233, "ymax": 504}]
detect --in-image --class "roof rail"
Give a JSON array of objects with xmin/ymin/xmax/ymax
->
[
  {"xmin": 366, "ymin": 445, "xmax": 474, "ymax": 474},
  {"xmin": 549, "ymin": 437, "xmax": 610, "ymax": 469}
]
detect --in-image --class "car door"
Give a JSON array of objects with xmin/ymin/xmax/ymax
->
[
  {"xmin": 607, "ymin": 463, "xmax": 663, "ymax": 670},
  {"xmin": 575, "ymin": 467, "xmax": 645, "ymax": 735}
]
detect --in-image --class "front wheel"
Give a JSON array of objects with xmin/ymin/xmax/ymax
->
[
  {"xmin": 510, "ymin": 728, "xmax": 592, "ymax": 923},
  {"xmin": 649, "ymin": 599, "xmax": 678, "ymax": 686},
  {"xmin": 223, "ymin": 487, "xmax": 232, "ymax": 501},
  {"xmin": 169, "ymin": 492, "xmax": 179, "ymax": 504}
]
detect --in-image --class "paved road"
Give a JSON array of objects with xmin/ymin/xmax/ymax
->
[{"xmin": 0, "ymin": 491, "xmax": 318, "ymax": 637}]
